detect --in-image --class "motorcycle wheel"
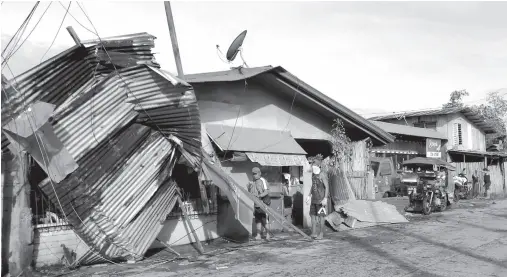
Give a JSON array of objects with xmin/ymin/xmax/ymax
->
[{"xmin": 422, "ymin": 196, "xmax": 432, "ymax": 215}]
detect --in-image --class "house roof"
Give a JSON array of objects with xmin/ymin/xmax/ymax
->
[
  {"xmin": 448, "ymin": 149, "xmax": 507, "ymax": 158},
  {"xmin": 205, "ymin": 124, "xmax": 307, "ymax": 155},
  {"xmin": 368, "ymin": 107, "xmax": 496, "ymax": 134},
  {"xmin": 370, "ymin": 120, "xmax": 448, "ymax": 140},
  {"xmin": 182, "ymin": 66, "xmax": 395, "ymax": 146}
]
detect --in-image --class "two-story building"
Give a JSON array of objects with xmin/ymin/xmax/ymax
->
[{"xmin": 370, "ymin": 107, "xmax": 507, "ymax": 197}]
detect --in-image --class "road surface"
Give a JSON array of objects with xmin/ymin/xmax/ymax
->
[{"xmin": 39, "ymin": 198, "xmax": 507, "ymax": 277}]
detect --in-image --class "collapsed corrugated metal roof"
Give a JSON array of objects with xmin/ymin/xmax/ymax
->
[{"xmin": 1, "ymin": 33, "xmax": 202, "ymax": 264}]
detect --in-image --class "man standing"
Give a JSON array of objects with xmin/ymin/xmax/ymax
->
[
  {"xmin": 483, "ymin": 168, "xmax": 491, "ymax": 198},
  {"xmin": 248, "ymin": 167, "xmax": 271, "ymax": 240},
  {"xmin": 306, "ymin": 159, "xmax": 329, "ymax": 240}
]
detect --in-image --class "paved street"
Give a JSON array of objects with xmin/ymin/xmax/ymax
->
[{"xmin": 40, "ymin": 198, "xmax": 507, "ymax": 277}]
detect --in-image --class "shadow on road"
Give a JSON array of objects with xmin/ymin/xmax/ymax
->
[
  {"xmin": 378, "ymin": 225, "xmax": 507, "ymax": 269},
  {"xmin": 340, "ymin": 232, "xmax": 444, "ymax": 277}
]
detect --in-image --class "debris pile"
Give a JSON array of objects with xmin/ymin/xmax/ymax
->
[{"xmin": 326, "ymin": 200, "xmax": 408, "ymax": 231}]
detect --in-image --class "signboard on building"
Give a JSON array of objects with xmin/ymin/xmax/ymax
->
[{"xmin": 426, "ymin": 138, "xmax": 442, "ymax": 158}]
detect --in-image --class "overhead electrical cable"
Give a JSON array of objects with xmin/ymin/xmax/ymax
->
[
  {"xmin": 1, "ymin": 1, "xmax": 39, "ymax": 58},
  {"xmin": 39, "ymin": 1, "xmax": 71, "ymax": 64},
  {"xmin": 2, "ymin": 2, "xmax": 53, "ymax": 66}
]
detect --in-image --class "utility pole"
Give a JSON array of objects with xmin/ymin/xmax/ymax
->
[{"xmin": 164, "ymin": 1, "xmax": 184, "ymax": 77}]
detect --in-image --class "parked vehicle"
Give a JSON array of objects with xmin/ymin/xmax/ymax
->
[
  {"xmin": 370, "ymin": 157, "xmax": 402, "ymax": 198},
  {"xmin": 402, "ymin": 157, "xmax": 455, "ymax": 215},
  {"xmin": 453, "ymin": 174, "xmax": 471, "ymax": 201}
]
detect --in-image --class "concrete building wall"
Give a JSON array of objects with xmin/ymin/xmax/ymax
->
[
  {"xmin": 32, "ymin": 226, "xmax": 89, "ymax": 268},
  {"xmin": 151, "ymin": 215, "xmax": 219, "ymax": 248},
  {"xmin": 195, "ymin": 81, "xmax": 333, "ymax": 141},
  {"xmin": 195, "ymin": 81, "xmax": 332, "ymax": 232}
]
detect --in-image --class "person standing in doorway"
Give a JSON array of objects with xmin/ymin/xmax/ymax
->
[
  {"xmin": 248, "ymin": 167, "xmax": 271, "ymax": 240},
  {"xmin": 483, "ymin": 168, "xmax": 491, "ymax": 198},
  {"xmin": 306, "ymin": 158, "xmax": 329, "ymax": 240}
]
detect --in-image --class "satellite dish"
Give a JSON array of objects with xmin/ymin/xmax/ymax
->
[{"xmin": 226, "ymin": 30, "xmax": 247, "ymax": 62}]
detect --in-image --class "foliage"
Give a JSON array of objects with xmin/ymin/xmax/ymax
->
[
  {"xmin": 442, "ymin": 89, "xmax": 469, "ymax": 109},
  {"xmin": 443, "ymin": 90, "xmax": 507, "ymax": 146},
  {"xmin": 319, "ymin": 119, "xmax": 353, "ymax": 176}
]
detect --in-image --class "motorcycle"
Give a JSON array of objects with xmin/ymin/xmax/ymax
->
[
  {"xmin": 406, "ymin": 179, "xmax": 449, "ymax": 215},
  {"xmin": 453, "ymin": 174, "xmax": 471, "ymax": 201}
]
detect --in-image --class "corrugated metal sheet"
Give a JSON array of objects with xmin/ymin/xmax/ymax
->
[
  {"xmin": 1, "ymin": 33, "xmax": 202, "ymax": 265},
  {"xmin": 368, "ymin": 107, "xmax": 495, "ymax": 134},
  {"xmin": 205, "ymin": 124, "xmax": 307, "ymax": 154},
  {"xmin": 448, "ymin": 149, "xmax": 507, "ymax": 158},
  {"xmin": 370, "ymin": 120, "xmax": 448, "ymax": 140}
]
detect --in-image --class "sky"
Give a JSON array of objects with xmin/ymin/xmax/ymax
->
[{"xmin": 1, "ymin": 1, "xmax": 506, "ymax": 118}]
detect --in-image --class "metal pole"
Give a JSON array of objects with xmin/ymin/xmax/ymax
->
[{"xmin": 164, "ymin": 1, "xmax": 184, "ymax": 77}]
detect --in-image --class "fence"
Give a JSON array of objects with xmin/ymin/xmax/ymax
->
[
  {"xmin": 452, "ymin": 161, "xmax": 505, "ymax": 198},
  {"xmin": 344, "ymin": 139, "xmax": 370, "ymax": 199}
]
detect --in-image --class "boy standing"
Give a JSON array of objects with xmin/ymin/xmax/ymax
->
[{"xmin": 248, "ymin": 167, "xmax": 271, "ymax": 240}]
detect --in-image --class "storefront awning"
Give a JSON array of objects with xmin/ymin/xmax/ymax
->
[
  {"xmin": 205, "ymin": 124, "xmax": 307, "ymax": 155},
  {"xmin": 245, "ymin": 152, "xmax": 307, "ymax": 166},
  {"xmin": 371, "ymin": 149, "xmax": 419, "ymax": 155}
]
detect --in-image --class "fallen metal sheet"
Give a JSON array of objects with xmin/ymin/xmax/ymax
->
[
  {"xmin": 2, "ymin": 32, "xmax": 203, "ymax": 265},
  {"xmin": 39, "ymin": 125, "xmax": 181, "ymax": 263},
  {"xmin": 336, "ymin": 200, "xmax": 409, "ymax": 224},
  {"xmin": 2, "ymin": 102, "xmax": 78, "ymax": 182},
  {"xmin": 201, "ymin": 158, "xmax": 255, "ymax": 234}
]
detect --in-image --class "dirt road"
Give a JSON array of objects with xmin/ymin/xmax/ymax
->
[{"xmin": 43, "ymin": 199, "xmax": 507, "ymax": 277}]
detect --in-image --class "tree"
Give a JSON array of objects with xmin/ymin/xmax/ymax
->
[
  {"xmin": 442, "ymin": 89, "xmax": 469, "ymax": 109},
  {"xmin": 443, "ymin": 90, "xmax": 507, "ymax": 147}
]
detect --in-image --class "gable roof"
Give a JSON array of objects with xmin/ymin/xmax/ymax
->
[
  {"xmin": 370, "ymin": 121, "xmax": 448, "ymax": 140},
  {"xmin": 182, "ymin": 66, "xmax": 395, "ymax": 146},
  {"xmin": 368, "ymin": 107, "xmax": 496, "ymax": 134}
]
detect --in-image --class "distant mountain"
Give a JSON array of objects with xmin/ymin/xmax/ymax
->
[{"xmin": 1, "ymin": 34, "xmax": 68, "ymax": 79}]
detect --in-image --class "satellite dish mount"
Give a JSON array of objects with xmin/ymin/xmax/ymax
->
[{"xmin": 216, "ymin": 30, "xmax": 249, "ymax": 68}]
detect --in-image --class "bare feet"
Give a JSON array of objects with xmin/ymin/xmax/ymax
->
[{"xmin": 316, "ymin": 233, "xmax": 323, "ymax": 240}]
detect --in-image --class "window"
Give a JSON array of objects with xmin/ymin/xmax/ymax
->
[{"xmin": 454, "ymin": 123, "xmax": 463, "ymax": 146}]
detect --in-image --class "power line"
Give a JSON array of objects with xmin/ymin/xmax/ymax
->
[
  {"xmin": 2, "ymin": 2, "xmax": 52, "ymax": 66},
  {"xmin": 39, "ymin": 1, "xmax": 71, "ymax": 64},
  {"xmin": 1, "ymin": 1, "xmax": 39, "ymax": 58},
  {"xmin": 58, "ymin": 1, "xmax": 96, "ymax": 35}
]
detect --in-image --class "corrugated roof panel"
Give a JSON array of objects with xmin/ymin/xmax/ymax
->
[
  {"xmin": 369, "ymin": 107, "xmax": 495, "ymax": 134},
  {"xmin": 205, "ymin": 124, "xmax": 307, "ymax": 155},
  {"xmin": 2, "ymin": 33, "xmax": 203, "ymax": 265},
  {"xmin": 370, "ymin": 120, "xmax": 448, "ymax": 140}
]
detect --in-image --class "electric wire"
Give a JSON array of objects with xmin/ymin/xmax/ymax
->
[
  {"xmin": 39, "ymin": 1, "xmax": 71, "ymax": 64},
  {"xmin": 57, "ymin": 1, "xmax": 97, "ymax": 35},
  {"xmin": 3, "ymin": 2, "xmax": 52, "ymax": 66},
  {"xmin": 1, "ymin": 2, "xmax": 39, "ymax": 69},
  {"xmin": 1, "ymin": 1, "xmax": 39, "ymax": 58}
]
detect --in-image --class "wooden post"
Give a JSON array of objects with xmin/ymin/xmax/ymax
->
[
  {"xmin": 66, "ymin": 26, "xmax": 82, "ymax": 46},
  {"xmin": 484, "ymin": 156, "xmax": 488, "ymax": 168},
  {"xmin": 2, "ymin": 151, "xmax": 32, "ymax": 276},
  {"xmin": 164, "ymin": 1, "xmax": 184, "ymax": 77},
  {"xmin": 176, "ymin": 194, "xmax": 205, "ymax": 255}
]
